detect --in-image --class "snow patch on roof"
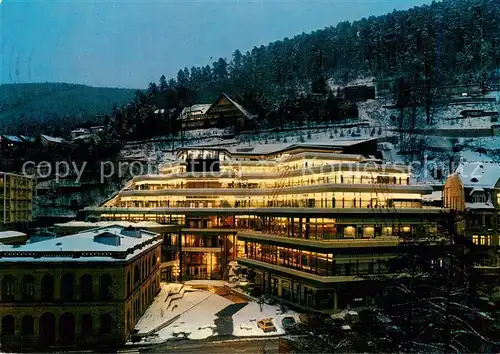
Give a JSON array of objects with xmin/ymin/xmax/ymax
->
[
  {"xmin": 41, "ymin": 134, "xmax": 67, "ymax": 144},
  {"xmin": 2, "ymin": 135, "xmax": 23, "ymax": 143},
  {"xmin": 422, "ymin": 190, "xmax": 442, "ymax": 202},
  {"xmin": 456, "ymin": 162, "xmax": 500, "ymax": 188},
  {"xmin": 0, "ymin": 231, "xmax": 26, "ymax": 240},
  {"xmin": 0, "ymin": 225, "xmax": 160, "ymax": 262}
]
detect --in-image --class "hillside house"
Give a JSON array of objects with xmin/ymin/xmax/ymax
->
[
  {"xmin": 178, "ymin": 104, "xmax": 211, "ymax": 129},
  {"xmin": 443, "ymin": 162, "xmax": 500, "ymax": 297},
  {"xmin": 90, "ymin": 125, "xmax": 105, "ymax": 135},
  {"xmin": 179, "ymin": 93, "xmax": 257, "ymax": 131},
  {"xmin": 70, "ymin": 128, "xmax": 90, "ymax": 140},
  {"xmin": 40, "ymin": 134, "xmax": 68, "ymax": 148}
]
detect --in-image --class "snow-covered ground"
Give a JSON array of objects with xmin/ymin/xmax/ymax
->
[
  {"xmin": 134, "ymin": 283, "xmax": 185, "ymax": 334},
  {"xmin": 156, "ymin": 290, "xmax": 233, "ymax": 340},
  {"xmin": 133, "ymin": 282, "xmax": 300, "ymax": 344},
  {"xmin": 232, "ymin": 302, "xmax": 298, "ymax": 337}
]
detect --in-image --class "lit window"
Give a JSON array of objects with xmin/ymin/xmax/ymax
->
[
  {"xmin": 344, "ymin": 226, "xmax": 355, "ymax": 238},
  {"xmin": 473, "ymin": 235, "xmax": 479, "ymax": 245}
]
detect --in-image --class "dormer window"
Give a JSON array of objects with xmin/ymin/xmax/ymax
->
[{"xmin": 472, "ymin": 192, "xmax": 486, "ymax": 203}]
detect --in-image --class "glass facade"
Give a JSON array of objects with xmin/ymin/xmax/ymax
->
[{"xmin": 243, "ymin": 241, "xmax": 390, "ymax": 277}]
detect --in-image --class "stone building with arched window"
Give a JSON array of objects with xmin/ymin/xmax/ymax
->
[{"xmin": 0, "ymin": 224, "xmax": 176, "ymax": 351}]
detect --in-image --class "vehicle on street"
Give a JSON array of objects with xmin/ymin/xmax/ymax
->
[
  {"xmin": 257, "ymin": 318, "xmax": 277, "ymax": 333},
  {"xmin": 281, "ymin": 316, "xmax": 297, "ymax": 333}
]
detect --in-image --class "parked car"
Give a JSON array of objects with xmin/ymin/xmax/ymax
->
[
  {"xmin": 257, "ymin": 318, "xmax": 277, "ymax": 333},
  {"xmin": 281, "ymin": 316, "xmax": 297, "ymax": 333}
]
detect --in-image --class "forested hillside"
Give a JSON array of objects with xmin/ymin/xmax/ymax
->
[
  {"xmin": 3, "ymin": 0, "xmax": 499, "ymax": 138},
  {"xmin": 0, "ymin": 83, "xmax": 135, "ymax": 134},
  {"xmin": 149, "ymin": 0, "xmax": 499, "ymax": 102},
  {"xmin": 107, "ymin": 0, "xmax": 500, "ymax": 142}
]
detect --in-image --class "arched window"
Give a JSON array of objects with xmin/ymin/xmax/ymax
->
[
  {"xmin": 59, "ymin": 313, "xmax": 75, "ymax": 345},
  {"xmin": 99, "ymin": 314, "xmax": 113, "ymax": 335},
  {"xmin": 22, "ymin": 315, "xmax": 34, "ymax": 335},
  {"xmin": 100, "ymin": 274, "xmax": 113, "ymax": 300},
  {"xmin": 80, "ymin": 274, "xmax": 93, "ymax": 301},
  {"xmin": 61, "ymin": 274, "xmax": 75, "ymax": 301},
  {"xmin": 1, "ymin": 275, "xmax": 15, "ymax": 301},
  {"xmin": 1, "ymin": 315, "xmax": 15, "ymax": 335},
  {"xmin": 41, "ymin": 274, "xmax": 54, "ymax": 301},
  {"xmin": 22, "ymin": 275, "xmax": 35, "ymax": 301},
  {"xmin": 81, "ymin": 314, "xmax": 93, "ymax": 338},
  {"xmin": 39, "ymin": 313, "xmax": 56, "ymax": 346}
]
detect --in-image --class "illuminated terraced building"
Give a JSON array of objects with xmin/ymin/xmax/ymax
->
[{"xmin": 84, "ymin": 138, "xmax": 444, "ymax": 311}]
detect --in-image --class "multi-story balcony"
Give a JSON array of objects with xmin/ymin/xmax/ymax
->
[
  {"xmin": 237, "ymin": 243, "xmax": 393, "ymax": 278},
  {"xmin": 132, "ymin": 167, "xmax": 412, "ymax": 191}
]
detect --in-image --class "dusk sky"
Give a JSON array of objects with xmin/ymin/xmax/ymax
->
[{"xmin": 1, "ymin": 0, "xmax": 433, "ymax": 89}]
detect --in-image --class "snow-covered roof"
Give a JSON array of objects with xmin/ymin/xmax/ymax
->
[
  {"xmin": 202, "ymin": 93, "xmax": 257, "ymax": 120},
  {"xmin": 220, "ymin": 93, "xmax": 257, "ymax": 120},
  {"xmin": 41, "ymin": 134, "xmax": 67, "ymax": 144},
  {"xmin": 178, "ymin": 104, "xmax": 211, "ymax": 120},
  {"xmin": 71, "ymin": 128, "xmax": 90, "ymax": 133},
  {"xmin": 0, "ymin": 231, "xmax": 26, "ymax": 240},
  {"xmin": 72, "ymin": 133, "xmax": 97, "ymax": 141},
  {"xmin": 0, "ymin": 225, "xmax": 161, "ymax": 263},
  {"xmin": 456, "ymin": 162, "xmax": 500, "ymax": 188},
  {"xmin": 469, "ymin": 187, "xmax": 485, "ymax": 195},
  {"xmin": 226, "ymin": 138, "xmax": 377, "ymax": 156},
  {"xmin": 465, "ymin": 202, "xmax": 495, "ymax": 210},
  {"xmin": 154, "ymin": 108, "xmax": 177, "ymax": 114},
  {"xmin": 422, "ymin": 190, "xmax": 442, "ymax": 202},
  {"xmin": 54, "ymin": 220, "xmax": 172, "ymax": 230},
  {"xmin": 1, "ymin": 135, "xmax": 23, "ymax": 143},
  {"xmin": 20, "ymin": 135, "xmax": 36, "ymax": 142}
]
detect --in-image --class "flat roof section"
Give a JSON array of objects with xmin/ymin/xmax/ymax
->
[
  {"xmin": 0, "ymin": 225, "xmax": 162, "ymax": 263},
  {"xmin": 53, "ymin": 220, "xmax": 180, "ymax": 234}
]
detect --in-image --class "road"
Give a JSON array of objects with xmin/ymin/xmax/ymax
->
[{"xmin": 141, "ymin": 337, "xmax": 281, "ymax": 354}]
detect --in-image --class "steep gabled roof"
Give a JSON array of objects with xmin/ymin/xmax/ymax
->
[
  {"xmin": 40, "ymin": 134, "xmax": 67, "ymax": 144},
  {"xmin": 1, "ymin": 135, "xmax": 23, "ymax": 143},
  {"xmin": 207, "ymin": 93, "xmax": 257, "ymax": 120},
  {"xmin": 20, "ymin": 135, "xmax": 36, "ymax": 142}
]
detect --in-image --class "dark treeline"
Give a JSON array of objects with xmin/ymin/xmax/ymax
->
[
  {"xmin": 152, "ymin": 0, "xmax": 499, "ymax": 101},
  {"xmin": 108, "ymin": 0, "xmax": 500, "ymax": 142},
  {"xmin": 0, "ymin": 83, "xmax": 135, "ymax": 135}
]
